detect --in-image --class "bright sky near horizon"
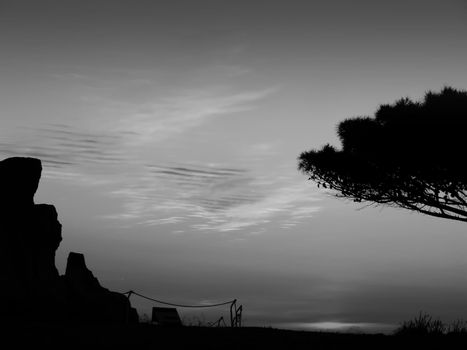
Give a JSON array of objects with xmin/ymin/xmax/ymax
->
[{"xmin": 1, "ymin": 0, "xmax": 467, "ymax": 332}]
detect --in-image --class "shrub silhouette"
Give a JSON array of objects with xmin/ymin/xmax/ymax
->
[
  {"xmin": 395, "ymin": 312, "xmax": 445, "ymax": 336},
  {"xmin": 298, "ymin": 87, "xmax": 467, "ymax": 222}
]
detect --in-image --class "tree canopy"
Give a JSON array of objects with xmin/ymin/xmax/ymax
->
[{"xmin": 298, "ymin": 87, "xmax": 467, "ymax": 222}]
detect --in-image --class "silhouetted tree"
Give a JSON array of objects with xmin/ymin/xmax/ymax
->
[{"xmin": 298, "ymin": 87, "xmax": 467, "ymax": 222}]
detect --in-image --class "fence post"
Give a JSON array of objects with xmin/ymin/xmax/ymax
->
[
  {"xmin": 230, "ymin": 299, "xmax": 237, "ymax": 327},
  {"xmin": 236, "ymin": 305, "xmax": 243, "ymax": 327},
  {"xmin": 125, "ymin": 291, "xmax": 133, "ymax": 324}
]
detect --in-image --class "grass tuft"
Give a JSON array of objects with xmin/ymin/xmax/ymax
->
[{"xmin": 395, "ymin": 312, "xmax": 467, "ymax": 336}]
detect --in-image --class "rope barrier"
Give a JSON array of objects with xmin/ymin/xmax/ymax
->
[
  {"xmin": 122, "ymin": 290, "xmax": 242, "ymax": 327},
  {"xmin": 122, "ymin": 290, "xmax": 235, "ymax": 308}
]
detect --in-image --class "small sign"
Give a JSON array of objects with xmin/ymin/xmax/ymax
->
[{"xmin": 152, "ymin": 307, "xmax": 182, "ymax": 326}]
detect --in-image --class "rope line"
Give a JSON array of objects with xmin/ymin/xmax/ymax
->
[{"xmin": 122, "ymin": 290, "xmax": 235, "ymax": 308}]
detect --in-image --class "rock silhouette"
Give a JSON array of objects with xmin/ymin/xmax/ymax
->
[
  {"xmin": 64, "ymin": 252, "xmax": 139, "ymax": 324},
  {"xmin": 0, "ymin": 157, "xmax": 138, "ymax": 324}
]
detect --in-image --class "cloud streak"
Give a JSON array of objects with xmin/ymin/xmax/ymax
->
[
  {"xmin": 0, "ymin": 124, "xmax": 131, "ymax": 184},
  {"xmin": 105, "ymin": 162, "xmax": 321, "ymax": 234},
  {"xmin": 106, "ymin": 86, "xmax": 278, "ymax": 145},
  {"xmin": 0, "ymin": 70, "xmax": 317, "ymax": 236}
]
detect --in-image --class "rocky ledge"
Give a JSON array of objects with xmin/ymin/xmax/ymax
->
[{"xmin": 0, "ymin": 157, "xmax": 138, "ymax": 325}]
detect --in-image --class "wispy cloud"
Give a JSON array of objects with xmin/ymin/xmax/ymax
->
[
  {"xmin": 0, "ymin": 69, "xmax": 318, "ymax": 236},
  {"xmin": 0, "ymin": 81, "xmax": 276, "ymax": 176},
  {"xmin": 0, "ymin": 124, "xmax": 130, "ymax": 182},
  {"xmin": 105, "ymin": 87, "xmax": 277, "ymax": 145},
  {"xmin": 52, "ymin": 68, "xmax": 277, "ymax": 145},
  {"xmin": 191, "ymin": 182, "xmax": 321, "ymax": 232},
  {"xmin": 1, "ymin": 122, "xmax": 321, "ymax": 236},
  {"xmin": 104, "ymin": 162, "xmax": 321, "ymax": 234}
]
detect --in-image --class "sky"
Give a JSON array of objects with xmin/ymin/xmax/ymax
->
[{"xmin": 1, "ymin": 0, "xmax": 467, "ymax": 333}]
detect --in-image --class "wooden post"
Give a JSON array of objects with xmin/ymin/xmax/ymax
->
[
  {"xmin": 125, "ymin": 291, "xmax": 133, "ymax": 324},
  {"xmin": 236, "ymin": 305, "xmax": 243, "ymax": 327},
  {"xmin": 230, "ymin": 299, "xmax": 237, "ymax": 327}
]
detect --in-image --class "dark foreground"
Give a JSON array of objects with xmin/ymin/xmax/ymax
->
[{"xmin": 4, "ymin": 324, "xmax": 467, "ymax": 349}]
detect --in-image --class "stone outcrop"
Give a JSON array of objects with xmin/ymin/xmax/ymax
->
[
  {"xmin": 0, "ymin": 156, "xmax": 42, "ymax": 207},
  {"xmin": 0, "ymin": 157, "xmax": 138, "ymax": 324},
  {"xmin": 64, "ymin": 252, "xmax": 139, "ymax": 324}
]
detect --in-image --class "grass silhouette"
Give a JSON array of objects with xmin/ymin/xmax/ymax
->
[{"xmin": 395, "ymin": 312, "xmax": 467, "ymax": 337}]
